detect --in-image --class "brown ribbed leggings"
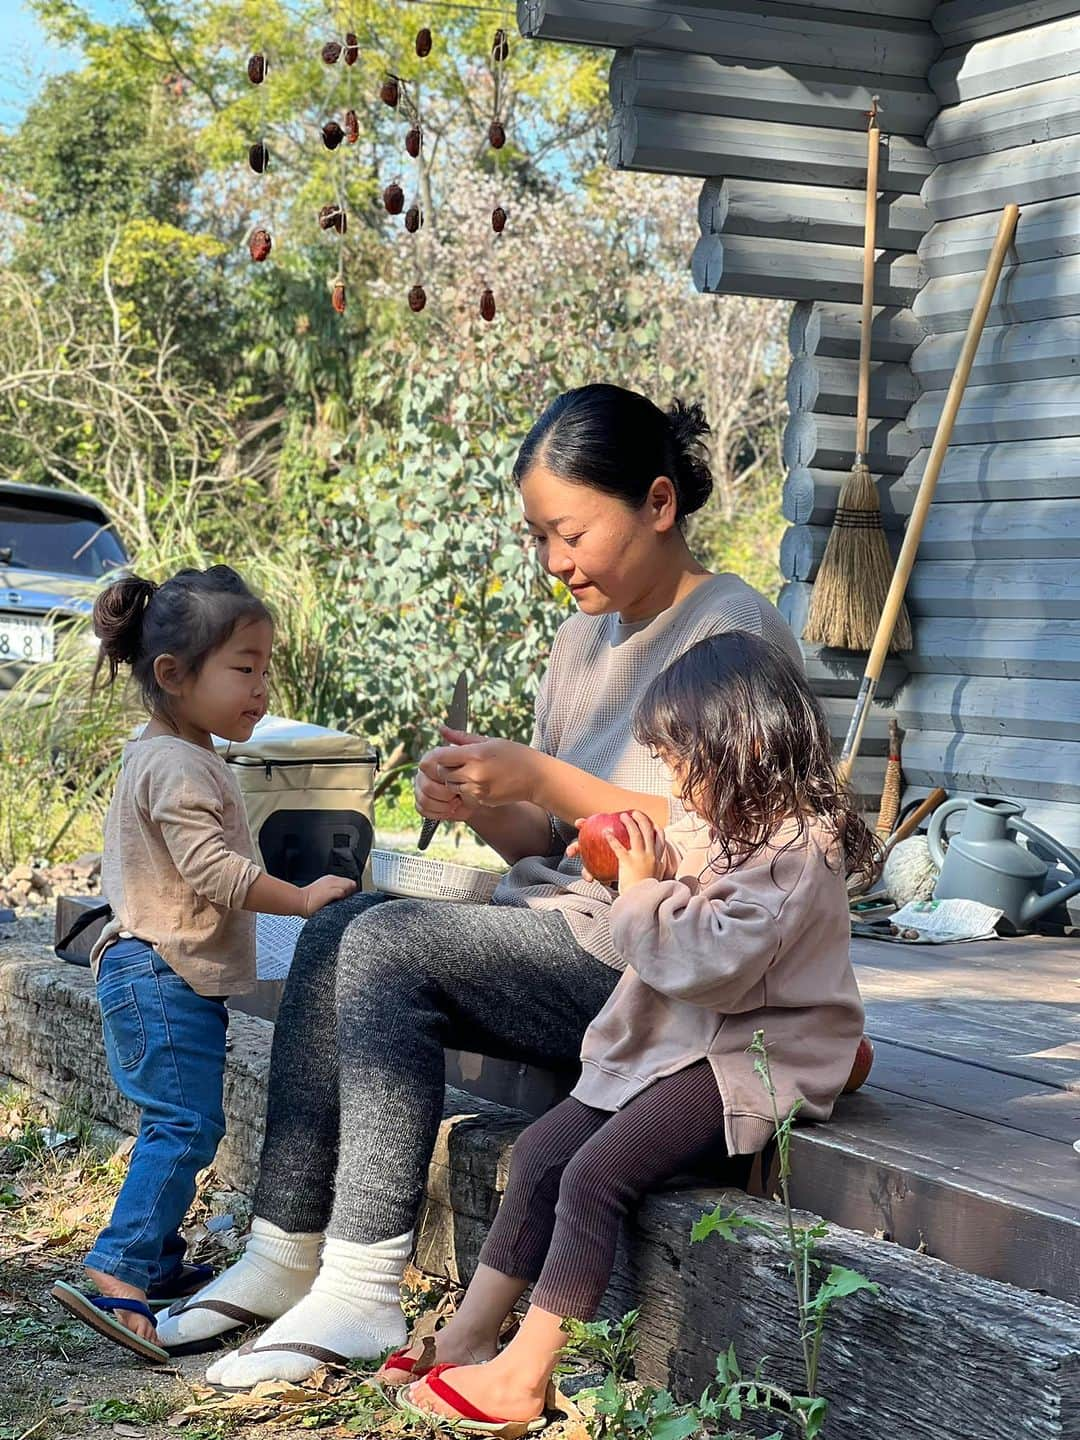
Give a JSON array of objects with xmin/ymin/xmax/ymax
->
[{"xmin": 478, "ymin": 1059, "xmax": 729, "ymax": 1319}]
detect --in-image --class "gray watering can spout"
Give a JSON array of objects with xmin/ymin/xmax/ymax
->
[{"xmin": 927, "ymin": 795, "xmax": 1080, "ymax": 933}]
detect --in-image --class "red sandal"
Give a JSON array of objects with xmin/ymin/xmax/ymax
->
[
  {"xmin": 398, "ymin": 1364, "xmax": 554, "ymax": 1438},
  {"xmin": 374, "ymin": 1333, "xmax": 438, "ymax": 1388}
]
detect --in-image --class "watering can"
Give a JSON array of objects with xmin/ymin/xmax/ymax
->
[{"xmin": 926, "ymin": 795, "xmax": 1080, "ymax": 932}]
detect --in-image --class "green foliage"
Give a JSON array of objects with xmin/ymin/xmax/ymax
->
[
  {"xmin": 590, "ymin": 1375, "xmax": 702, "ymax": 1440},
  {"xmin": 561, "ymin": 1310, "xmax": 640, "ymax": 1384}
]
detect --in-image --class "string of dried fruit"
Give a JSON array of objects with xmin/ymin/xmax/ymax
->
[
  {"xmin": 319, "ymin": 18, "xmax": 361, "ymax": 315},
  {"xmin": 479, "ymin": 23, "xmax": 511, "ymax": 321},
  {"xmin": 246, "ymin": 46, "xmax": 272, "ymax": 263}
]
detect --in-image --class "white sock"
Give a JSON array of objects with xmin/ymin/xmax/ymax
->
[
  {"xmin": 156, "ymin": 1218, "xmax": 322, "ymax": 1349},
  {"xmin": 206, "ymin": 1231, "xmax": 411, "ymax": 1387}
]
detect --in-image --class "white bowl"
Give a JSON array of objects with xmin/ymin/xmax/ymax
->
[{"xmin": 371, "ymin": 848, "xmax": 504, "ymax": 904}]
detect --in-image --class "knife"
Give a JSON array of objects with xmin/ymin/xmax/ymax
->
[{"xmin": 418, "ymin": 669, "xmax": 469, "ymax": 851}]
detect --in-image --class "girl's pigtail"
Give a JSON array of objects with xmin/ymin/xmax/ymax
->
[{"xmin": 92, "ymin": 575, "xmax": 158, "ymax": 688}]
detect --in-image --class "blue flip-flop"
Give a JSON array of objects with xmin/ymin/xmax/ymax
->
[
  {"xmin": 50, "ymin": 1281, "xmax": 170, "ymax": 1363},
  {"xmin": 146, "ymin": 1262, "xmax": 215, "ymax": 1311}
]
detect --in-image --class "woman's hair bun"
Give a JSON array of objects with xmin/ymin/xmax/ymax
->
[
  {"xmin": 92, "ymin": 575, "xmax": 158, "ymax": 683},
  {"xmin": 666, "ymin": 399, "xmax": 713, "ymax": 517}
]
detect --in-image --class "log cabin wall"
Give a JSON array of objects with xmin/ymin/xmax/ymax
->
[{"xmin": 519, "ymin": 0, "xmax": 1080, "ymax": 913}]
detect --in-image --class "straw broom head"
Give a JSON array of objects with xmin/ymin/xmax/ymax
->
[
  {"xmin": 876, "ymin": 717, "xmax": 903, "ymax": 838},
  {"xmin": 803, "ymin": 461, "xmax": 912, "ymax": 652}
]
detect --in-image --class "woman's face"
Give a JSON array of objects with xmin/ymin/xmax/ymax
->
[{"xmin": 519, "ymin": 462, "xmax": 677, "ymax": 619}]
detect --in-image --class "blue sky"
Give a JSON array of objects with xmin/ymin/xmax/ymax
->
[{"xmin": 0, "ymin": 0, "xmax": 130, "ymax": 129}]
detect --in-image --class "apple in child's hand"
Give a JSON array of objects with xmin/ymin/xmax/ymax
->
[
  {"xmin": 843, "ymin": 1035, "xmax": 874, "ymax": 1093},
  {"xmin": 576, "ymin": 812, "xmax": 631, "ymax": 884}
]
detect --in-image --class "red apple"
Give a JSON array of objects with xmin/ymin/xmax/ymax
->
[
  {"xmin": 843, "ymin": 1035, "xmax": 874, "ymax": 1094},
  {"xmin": 577, "ymin": 812, "xmax": 631, "ymax": 885}
]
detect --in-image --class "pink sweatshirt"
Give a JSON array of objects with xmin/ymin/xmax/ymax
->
[{"xmin": 573, "ymin": 815, "xmax": 864, "ymax": 1155}]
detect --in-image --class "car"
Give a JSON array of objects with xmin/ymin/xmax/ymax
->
[{"xmin": 0, "ymin": 482, "xmax": 130, "ymax": 692}]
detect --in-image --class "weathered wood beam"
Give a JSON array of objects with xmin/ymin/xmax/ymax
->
[
  {"xmin": 899, "ymin": 731, "xmax": 1080, "ymax": 805},
  {"xmin": 916, "ymin": 498, "xmax": 1080, "ymax": 560},
  {"xmin": 518, "ymin": 0, "xmax": 940, "ymax": 76},
  {"xmin": 821, "ymin": 695, "xmax": 892, "ymax": 754},
  {"xmin": 787, "ymin": 354, "xmax": 920, "ymax": 419},
  {"xmin": 900, "ymin": 437, "xmax": 1080, "ymax": 505},
  {"xmin": 933, "ymin": 0, "xmax": 1080, "ymax": 46},
  {"xmin": 914, "ymin": 254, "xmax": 1080, "ymax": 332},
  {"xmin": 611, "ymin": 50, "xmax": 935, "ymax": 137},
  {"xmin": 927, "ymin": 73, "xmax": 1080, "ymax": 163},
  {"xmin": 790, "ymin": 301, "xmax": 926, "ymax": 363},
  {"xmin": 907, "ymin": 616, "xmax": 1080, "ymax": 681},
  {"xmin": 906, "ymin": 559, "xmax": 1080, "ymax": 618},
  {"xmin": 784, "ymin": 412, "xmax": 917, "ymax": 475},
  {"xmin": 912, "ymin": 316, "xmax": 1080, "ymax": 390},
  {"xmin": 693, "ymin": 233, "xmax": 923, "ymax": 304},
  {"xmin": 700, "ymin": 178, "xmax": 930, "ymax": 253},
  {"xmin": 896, "ymin": 675, "xmax": 1080, "ymax": 744},
  {"xmin": 610, "ymin": 107, "xmax": 932, "ymax": 190},
  {"xmin": 919, "ymin": 196, "xmax": 1080, "ymax": 279},
  {"xmin": 908, "ymin": 377, "xmax": 1080, "ymax": 446},
  {"xmin": 930, "ymin": 14, "xmax": 1080, "ymax": 104},
  {"xmin": 801, "ymin": 640, "xmax": 907, "ymax": 699},
  {"xmin": 781, "ymin": 524, "xmax": 901, "ymax": 584},
  {"xmin": 922, "ymin": 134, "xmax": 1080, "ymax": 221},
  {"xmin": 783, "ymin": 467, "xmax": 913, "ymax": 527}
]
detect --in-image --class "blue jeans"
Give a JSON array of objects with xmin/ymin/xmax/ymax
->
[{"xmin": 84, "ymin": 939, "xmax": 228, "ymax": 1291}]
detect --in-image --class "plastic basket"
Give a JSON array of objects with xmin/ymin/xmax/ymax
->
[{"xmin": 371, "ymin": 848, "xmax": 503, "ymax": 904}]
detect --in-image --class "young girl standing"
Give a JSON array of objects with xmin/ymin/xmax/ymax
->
[
  {"xmin": 52, "ymin": 565, "xmax": 356, "ymax": 1363},
  {"xmin": 384, "ymin": 629, "xmax": 875, "ymax": 1436}
]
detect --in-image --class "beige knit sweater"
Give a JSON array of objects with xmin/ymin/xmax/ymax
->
[
  {"xmin": 90, "ymin": 736, "xmax": 261, "ymax": 996},
  {"xmin": 492, "ymin": 572, "xmax": 802, "ymax": 966},
  {"xmin": 573, "ymin": 815, "xmax": 864, "ymax": 1154}
]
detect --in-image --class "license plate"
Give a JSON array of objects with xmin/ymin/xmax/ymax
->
[{"xmin": 0, "ymin": 614, "xmax": 55, "ymax": 664}]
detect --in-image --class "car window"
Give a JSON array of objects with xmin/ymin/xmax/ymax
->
[{"xmin": 0, "ymin": 502, "xmax": 128, "ymax": 578}]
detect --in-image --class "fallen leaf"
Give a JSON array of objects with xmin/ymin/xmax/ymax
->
[{"xmin": 112, "ymin": 1425, "xmax": 147, "ymax": 1438}]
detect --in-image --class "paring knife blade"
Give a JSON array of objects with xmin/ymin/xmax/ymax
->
[{"xmin": 418, "ymin": 670, "xmax": 469, "ymax": 851}]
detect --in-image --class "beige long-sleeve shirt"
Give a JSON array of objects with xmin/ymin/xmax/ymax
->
[
  {"xmin": 90, "ymin": 736, "xmax": 262, "ymax": 996},
  {"xmin": 492, "ymin": 572, "xmax": 803, "ymax": 966},
  {"xmin": 573, "ymin": 816, "xmax": 864, "ymax": 1154}
]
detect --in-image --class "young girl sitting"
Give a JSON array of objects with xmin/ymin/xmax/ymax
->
[
  {"xmin": 381, "ymin": 629, "xmax": 875, "ymax": 1437},
  {"xmin": 52, "ymin": 565, "xmax": 357, "ymax": 1363}
]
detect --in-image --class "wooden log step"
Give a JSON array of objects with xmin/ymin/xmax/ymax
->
[
  {"xmin": 899, "ymin": 730, "xmax": 1080, "ymax": 804},
  {"xmin": 780, "ymin": 523, "xmax": 900, "ymax": 584},
  {"xmin": 932, "ymin": 0, "xmax": 1080, "ymax": 46},
  {"xmin": 919, "ymin": 195, "xmax": 1080, "ymax": 279},
  {"xmin": 907, "ymin": 616, "xmax": 1080, "ymax": 680},
  {"xmin": 693, "ymin": 233, "xmax": 923, "ymax": 305},
  {"xmin": 900, "ymin": 436, "xmax": 1080, "ymax": 504},
  {"xmin": 911, "ymin": 316, "xmax": 1080, "ymax": 390},
  {"xmin": 916, "ymin": 498, "xmax": 1080, "ymax": 560},
  {"xmin": 611, "ymin": 51, "xmax": 935, "ymax": 137},
  {"xmin": 609, "ymin": 107, "xmax": 933, "ymax": 191},
  {"xmin": 896, "ymin": 674, "xmax": 1080, "ymax": 743},
  {"xmin": 930, "ymin": 14, "xmax": 1080, "ymax": 104},
  {"xmin": 921, "ymin": 134, "xmax": 1080, "ymax": 221},
  {"xmin": 518, "ymin": 0, "xmax": 941, "ymax": 76},
  {"xmin": 800, "ymin": 640, "xmax": 907, "ymax": 700},
  {"xmin": 906, "ymin": 558, "xmax": 1080, "ymax": 618},
  {"xmin": 790, "ymin": 300, "xmax": 926, "ymax": 362},
  {"xmin": 787, "ymin": 354, "xmax": 920, "ymax": 419},
  {"xmin": 784, "ymin": 412, "xmax": 917, "ymax": 475},
  {"xmin": 913, "ymin": 253, "xmax": 1080, "ymax": 332},
  {"xmin": 928, "ymin": 72, "xmax": 1080, "ymax": 163},
  {"xmin": 907, "ymin": 377, "xmax": 1080, "ymax": 446},
  {"xmin": 699, "ymin": 178, "xmax": 930, "ymax": 252},
  {"xmin": 783, "ymin": 467, "xmax": 913, "ymax": 527}
]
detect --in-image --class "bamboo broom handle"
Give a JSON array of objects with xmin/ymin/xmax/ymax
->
[
  {"xmin": 855, "ymin": 101, "xmax": 880, "ymax": 461},
  {"xmin": 839, "ymin": 202, "xmax": 1020, "ymax": 783}
]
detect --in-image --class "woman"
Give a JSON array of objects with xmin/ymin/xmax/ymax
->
[{"xmin": 158, "ymin": 383, "xmax": 802, "ymax": 1385}]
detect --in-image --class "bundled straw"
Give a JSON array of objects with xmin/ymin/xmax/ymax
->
[
  {"xmin": 803, "ymin": 101, "xmax": 912, "ymax": 654},
  {"xmin": 876, "ymin": 718, "xmax": 902, "ymax": 839}
]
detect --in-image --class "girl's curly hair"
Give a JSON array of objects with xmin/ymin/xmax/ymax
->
[{"xmin": 634, "ymin": 630, "xmax": 880, "ymax": 887}]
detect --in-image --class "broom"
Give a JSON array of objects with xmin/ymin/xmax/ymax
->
[
  {"xmin": 803, "ymin": 100, "xmax": 912, "ymax": 654},
  {"xmin": 876, "ymin": 718, "xmax": 903, "ymax": 840}
]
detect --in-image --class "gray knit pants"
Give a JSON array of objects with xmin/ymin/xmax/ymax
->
[{"xmin": 252, "ymin": 892, "xmax": 619, "ymax": 1244}]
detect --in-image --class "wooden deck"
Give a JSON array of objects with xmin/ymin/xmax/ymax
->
[{"xmin": 786, "ymin": 932, "xmax": 1080, "ymax": 1305}]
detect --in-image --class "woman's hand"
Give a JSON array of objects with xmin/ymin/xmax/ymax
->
[
  {"xmin": 424, "ymin": 727, "xmax": 544, "ymax": 809},
  {"xmin": 607, "ymin": 811, "xmax": 668, "ymax": 892},
  {"xmin": 415, "ymin": 735, "xmax": 481, "ymax": 824}
]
